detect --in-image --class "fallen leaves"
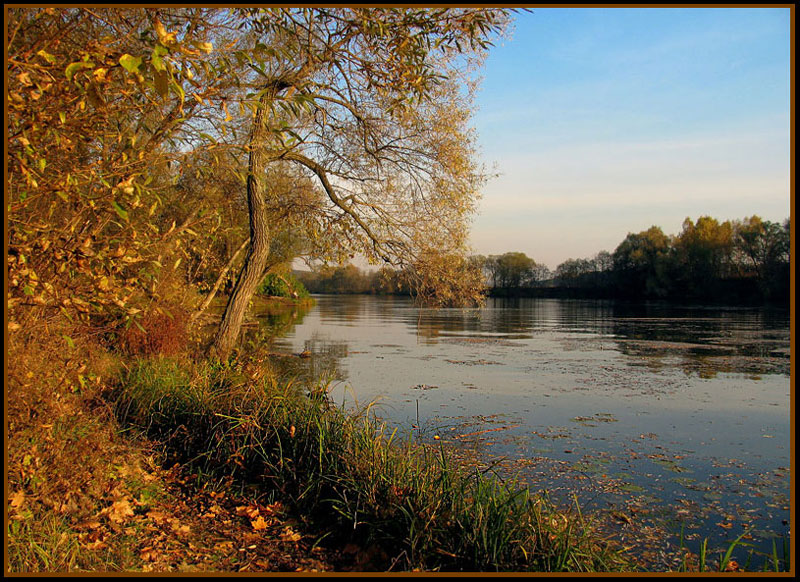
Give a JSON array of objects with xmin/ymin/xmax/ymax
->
[
  {"xmin": 279, "ymin": 527, "xmax": 302, "ymax": 543},
  {"xmin": 107, "ymin": 498, "xmax": 135, "ymax": 523},
  {"xmin": 9, "ymin": 490, "xmax": 26, "ymax": 510},
  {"xmin": 233, "ymin": 502, "xmax": 290, "ymax": 534}
]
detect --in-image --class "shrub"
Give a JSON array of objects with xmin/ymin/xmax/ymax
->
[
  {"xmin": 119, "ymin": 305, "xmax": 190, "ymax": 357},
  {"xmin": 256, "ymin": 273, "xmax": 310, "ymax": 299}
]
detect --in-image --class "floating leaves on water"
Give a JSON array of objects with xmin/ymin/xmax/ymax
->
[
  {"xmin": 703, "ymin": 492, "xmax": 724, "ymax": 501},
  {"xmin": 650, "ymin": 456, "xmax": 690, "ymax": 473},
  {"xmin": 617, "ymin": 483, "xmax": 645, "ymax": 493},
  {"xmin": 670, "ymin": 477, "xmax": 697, "ymax": 488},
  {"xmin": 571, "ymin": 413, "xmax": 618, "ymax": 426},
  {"xmin": 445, "ymin": 358, "xmax": 502, "ymax": 366}
]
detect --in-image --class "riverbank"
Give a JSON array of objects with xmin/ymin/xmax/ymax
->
[
  {"xmin": 7, "ymin": 305, "xmax": 788, "ymax": 573},
  {"xmin": 7, "ymin": 314, "xmax": 633, "ymax": 573}
]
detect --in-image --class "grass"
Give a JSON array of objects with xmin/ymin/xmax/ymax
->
[
  {"xmin": 6, "ymin": 325, "xmax": 169, "ymax": 572},
  {"xmin": 8, "ymin": 315, "xmax": 789, "ymax": 573},
  {"xmin": 677, "ymin": 524, "xmax": 791, "ymax": 573},
  {"xmin": 112, "ymin": 355, "xmax": 633, "ymax": 572}
]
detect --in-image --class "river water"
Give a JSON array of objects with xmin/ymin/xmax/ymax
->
[{"xmin": 247, "ymin": 294, "xmax": 791, "ymax": 569}]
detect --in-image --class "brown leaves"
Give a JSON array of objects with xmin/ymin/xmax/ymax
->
[
  {"xmin": 235, "ymin": 502, "xmax": 285, "ymax": 533},
  {"xmin": 279, "ymin": 527, "xmax": 302, "ymax": 543},
  {"xmin": 107, "ymin": 497, "xmax": 135, "ymax": 523},
  {"xmin": 9, "ymin": 490, "xmax": 26, "ymax": 511}
]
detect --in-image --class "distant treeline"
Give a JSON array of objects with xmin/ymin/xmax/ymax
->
[
  {"xmin": 295, "ymin": 264, "xmax": 413, "ymax": 296},
  {"xmin": 296, "ymin": 215, "xmax": 790, "ymax": 305}
]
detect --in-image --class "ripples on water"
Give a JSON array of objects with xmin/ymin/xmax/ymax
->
[{"xmin": 248, "ymin": 295, "xmax": 790, "ymax": 569}]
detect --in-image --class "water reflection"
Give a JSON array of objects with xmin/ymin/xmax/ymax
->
[
  {"xmin": 252, "ymin": 296, "xmax": 790, "ymax": 381},
  {"xmin": 243, "ymin": 294, "xmax": 790, "ymax": 567},
  {"xmin": 240, "ymin": 298, "xmax": 314, "ymax": 350}
]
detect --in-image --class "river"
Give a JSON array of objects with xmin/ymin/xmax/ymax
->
[{"xmin": 245, "ymin": 294, "xmax": 791, "ymax": 569}]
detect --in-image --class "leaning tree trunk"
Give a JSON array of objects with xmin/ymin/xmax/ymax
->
[
  {"xmin": 191, "ymin": 237, "xmax": 249, "ymax": 323},
  {"xmin": 208, "ymin": 93, "xmax": 274, "ymax": 359}
]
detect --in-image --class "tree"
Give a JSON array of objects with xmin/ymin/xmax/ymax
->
[
  {"xmin": 612, "ymin": 226, "xmax": 673, "ymax": 298},
  {"xmin": 530, "ymin": 263, "xmax": 552, "ymax": 287},
  {"xmin": 7, "ymin": 8, "xmax": 231, "ymax": 333},
  {"xmin": 732, "ymin": 216, "xmax": 790, "ymax": 301},
  {"xmin": 673, "ymin": 216, "xmax": 734, "ymax": 297},
  {"xmin": 554, "ymin": 258, "xmax": 596, "ymax": 288},
  {"xmin": 7, "ymin": 8, "xmax": 511, "ymax": 356},
  {"xmin": 733, "ymin": 216, "xmax": 788, "ymax": 278},
  {"xmin": 209, "ymin": 8, "xmax": 511, "ymax": 357},
  {"xmin": 485, "ymin": 252, "xmax": 536, "ymax": 289}
]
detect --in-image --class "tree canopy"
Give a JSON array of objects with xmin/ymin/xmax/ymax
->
[{"xmin": 7, "ymin": 7, "xmax": 512, "ymax": 357}]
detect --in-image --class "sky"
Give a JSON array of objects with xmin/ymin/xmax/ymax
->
[{"xmin": 470, "ymin": 7, "xmax": 792, "ymax": 270}]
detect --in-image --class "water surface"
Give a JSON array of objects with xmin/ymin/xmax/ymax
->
[{"xmin": 252, "ymin": 295, "xmax": 791, "ymax": 569}]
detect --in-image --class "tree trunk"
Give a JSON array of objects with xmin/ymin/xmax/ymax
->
[
  {"xmin": 208, "ymin": 92, "xmax": 275, "ymax": 359},
  {"xmin": 191, "ymin": 236, "xmax": 249, "ymax": 322}
]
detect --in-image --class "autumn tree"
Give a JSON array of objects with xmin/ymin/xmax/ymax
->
[
  {"xmin": 208, "ymin": 8, "xmax": 511, "ymax": 357},
  {"xmin": 7, "ymin": 8, "xmax": 511, "ymax": 357},
  {"xmin": 733, "ymin": 216, "xmax": 790, "ymax": 300},
  {"xmin": 484, "ymin": 252, "xmax": 538, "ymax": 289},
  {"xmin": 673, "ymin": 216, "xmax": 734, "ymax": 297},
  {"xmin": 612, "ymin": 226, "xmax": 673, "ymax": 298},
  {"xmin": 7, "ymin": 7, "xmax": 244, "ymax": 336}
]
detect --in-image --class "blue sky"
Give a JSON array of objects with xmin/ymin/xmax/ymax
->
[{"xmin": 470, "ymin": 7, "xmax": 791, "ymax": 269}]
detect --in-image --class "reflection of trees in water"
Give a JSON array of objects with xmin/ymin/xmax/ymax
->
[
  {"xmin": 410, "ymin": 298, "xmax": 620, "ymax": 342},
  {"xmin": 237, "ymin": 299, "xmax": 314, "ymax": 351},
  {"xmin": 268, "ymin": 333, "xmax": 350, "ymax": 388},
  {"xmin": 303, "ymin": 334, "xmax": 350, "ymax": 383},
  {"xmin": 414, "ymin": 309, "xmax": 487, "ymax": 342},
  {"xmin": 609, "ymin": 305, "xmax": 790, "ymax": 378}
]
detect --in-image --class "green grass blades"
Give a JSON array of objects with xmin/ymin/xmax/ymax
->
[{"xmin": 113, "ymin": 356, "xmax": 632, "ymax": 572}]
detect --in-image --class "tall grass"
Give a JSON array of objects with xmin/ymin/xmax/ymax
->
[
  {"xmin": 113, "ymin": 356, "xmax": 632, "ymax": 572},
  {"xmin": 677, "ymin": 524, "xmax": 791, "ymax": 573}
]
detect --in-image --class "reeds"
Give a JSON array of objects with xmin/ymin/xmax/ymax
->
[
  {"xmin": 113, "ymin": 356, "xmax": 632, "ymax": 572},
  {"xmin": 677, "ymin": 524, "xmax": 790, "ymax": 572}
]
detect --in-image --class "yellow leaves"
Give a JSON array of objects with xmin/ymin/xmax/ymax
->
[
  {"xmin": 107, "ymin": 497, "xmax": 135, "ymax": 523},
  {"xmin": 222, "ymin": 100, "xmax": 233, "ymax": 122},
  {"xmin": 139, "ymin": 546, "xmax": 159, "ymax": 562},
  {"xmin": 9, "ymin": 490, "xmax": 26, "ymax": 512},
  {"xmin": 235, "ymin": 505, "xmax": 260, "ymax": 520},
  {"xmin": 279, "ymin": 527, "xmax": 302, "ymax": 543},
  {"xmin": 118, "ymin": 54, "xmax": 143, "ymax": 74},
  {"xmin": 235, "ymin": 502, "xmax": 285, "ymax": 532},
  {"xmin": 153, "ymin": 18, "xmax": 177, "ymax": 46},
  {"xmin": 93, "ymin": 67, "xmax": 108, "ymax": 83},
  {"xmin": 250, "ymin": 515, "xmax": 270, "ymax": 531},
  {"xmin": 170, "ymin": 521, "xmax": 191, "ymax": 535},
  {"xmin": 75, "ymin": 519, "xmax": 103, "ymax": 530},
  {"xmin": 724, "ymin": 560, "xmax": 740, "ymax": 572},
  {"xmin": 146, "ymin": 509, "xmax": 169, "ymax": 524},
  {"xmin": 37, "ymin": 49, "xmax": 57, "ymax": 65}
]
